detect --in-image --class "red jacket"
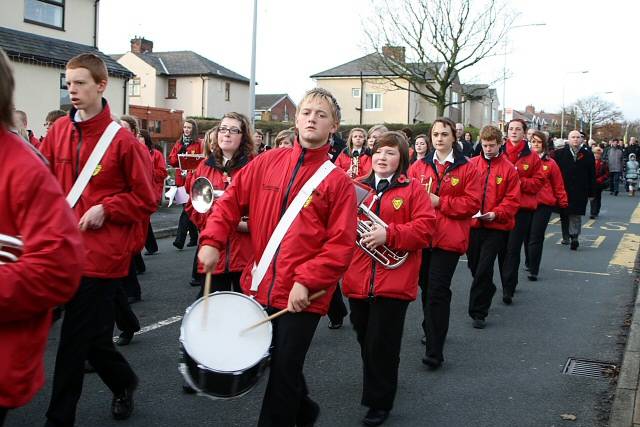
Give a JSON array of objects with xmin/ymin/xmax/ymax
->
[
  {"xmin": 595, "ymin": 159, "xmax": 609, "ymax": 187},
  {"xmin": 469, "ymin": 154, "xmax": 521, "ymax": 231},
  {"xmin": 0, "ymin": 129, "xmax": 84, "ymax": 408},
  {"xmin": 335, "ymin": 150, "xmax": 372, "ymax": 178},
  {"xmin": 28, "ymin": 131, "xmax": 40, "ymax": 150},
  {"xmin": 408, "ymin": 151, "xmax": 482, "ymax": 254},
  {"xmin": 538, "ymin": 155, "xmax": 568, "ymax": 208},
  {"xmin": 342, "ymin": 175, "xmax": 436, "ymax": 301},
  {"xmin": 40, "ymin": 101, "xmax": 157, "ymax": 278},
  {"xmin": 199, "ymin": 142, "xmax": 358, "ymax": 315},
  {"xmin": 151, "ymin": 148, "xmax": 168, "ymax": 204},
  {"xmin": 185, "ymin": 154, "xmax": 253, "ymax": 274},
  {"xmin": 503, "ymin": 140, "xmax": 545, "ymax": 211},
  {"xmin": 168, "ymin": 137, "xmax": 203, "ymax": 186}
]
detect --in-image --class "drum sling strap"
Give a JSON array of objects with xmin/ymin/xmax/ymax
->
[
  {"xmin": 251, "ymin": 160, "xmax": 336, "ymax": 292},
  {"xmin": 66, "ymin": 121, "xmax": 120, "ymax": 208}
]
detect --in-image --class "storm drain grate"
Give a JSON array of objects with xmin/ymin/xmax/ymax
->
[{"xmin": 562, "ymin": 357, "xmax": 617, "ymax": 379}]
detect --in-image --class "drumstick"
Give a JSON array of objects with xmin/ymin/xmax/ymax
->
[
  {"xmin": 239, "ymin": 290, "xmax": 327, "ymax": 334},
  {"xmin": 202, "ymin": 272, "xmax": 212, "ymax": 327}
]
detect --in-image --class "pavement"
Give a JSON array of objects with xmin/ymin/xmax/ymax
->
[
  {"xmin": 150, "ymin": 204, "xmax": 182, "ymax": 239},
  {"xmin": 5, "ymin": 193, "xmax": 640, "ymax": 427}
]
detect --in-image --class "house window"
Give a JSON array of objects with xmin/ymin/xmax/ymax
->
[
  {"xmin": 153, "ymin": 120, "xmax": 162, "ymax": 134},
  {"xmin": 365, "ymin": 93, "xmax": 383, "ymax": 111},
  {"xmin": 352, "ymin": 88, "xmax": 361, "ymax": 98},
  {"xmin": 59, "ymin": 73, "xmax": 71, "ymax": 110},
  {"xmin": 451, "ymin": 91, "xmax": 460, "ymax": 105},
  {"xmin": 24, "ymin": 0, "xmax": 64, "ymax": 30},
  {"xmin": 128, "ymin": 77, "xmax": 141, "ymax": 97},
  {"xmin": 167, "ymin": 79, "xmax": 177, "ymax": 99},
  {"xmin": 225, "ymin": 82, "xmax": 231, "ymax": 101}
]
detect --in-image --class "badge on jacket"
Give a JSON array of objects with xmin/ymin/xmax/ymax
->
[
  {"xmin": 93, "ymin": 164, "xmax": 102, "ymax": 176},
  {"xmin": 451, "ymin": 177, "xmax": 460, "ymax": 186},
  {"xmin": 522, "ymin": 163, "xmax": 529, "ymax": 171},
  {"xmin": 392, "ymin": 197, "xmax": 403, "ymax": 210},
  {"xmin": 496, "ymin": 176, "xmax": 503, "ymax": 185},
  {"xmin": 543, "ymin": 165, "xmax": 548, "ymax": 171},
  {"xmin": 304, "ymin": 195, "xmax": 313, "ymax": 208}
]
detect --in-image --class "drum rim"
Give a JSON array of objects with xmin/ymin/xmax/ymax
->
[{"xmin": 180, "ymin": 291, "xmax": 272, "ymax": 374}]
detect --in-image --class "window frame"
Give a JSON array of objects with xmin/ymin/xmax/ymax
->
[
  {"xmin": 364, "ymin": 93, "xmax": 383, "ymax": 111},
  {"xmin": 128, "ymin": 77, "xmax": 141, "ymax": 97},
  {"xmin": 352, "ymin": 88, "xmax": 361, "ymax": 98},
  {"xmin": 167, "ymin": 78, "xmax": 177, "ymax": 99},
  {"xmin": 24, "ymin": 0, "xmax": 65, "ymax": 31},
  {"xmin": 224, "ymin": 82, "xmax": 231, "ymax": 102},
  {"xmin": 59, "ymin": 72, "xmax": 71, "ymax": 110}
]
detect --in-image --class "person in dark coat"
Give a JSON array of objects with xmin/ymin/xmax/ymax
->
[{"xmin": 554, "ymin": 130, "xmax": 596, "ymax": 250}]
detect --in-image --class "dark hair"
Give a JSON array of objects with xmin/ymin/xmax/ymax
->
[
  {"xmin": 46, "ymin": 109, "xmax": 66, "ymax": 123},
  {"xmin": 369, "ymin": 131, "xmax": 410, "ymax": 177},
  {"xmin": 531, "ymin": 130, "xmax": 548, "ymax": 150},
  {"xmin": 0, "ymin": 49, "xmax": 14, "ymax": 128},
  {"xmin": 507, "ymin": 118, "xmax": 528, "ymax": 132},
  {"xmin": 431, "ymin": 117, "xmax": 462, "ymax": 154},
  {"xmin": 211, "ymin": 112, "xmax": 254, "ymax": 167},
  {"xmin": 120, "ymin": 115, "xmax": 138, "ymax": 135},
  {"xmin": 184, "ymin": 119, "xmax": 198, "ymax": 138},
  {"xmin": 138, "ymin": 129, "xmax": 153, "ymax": 149}
]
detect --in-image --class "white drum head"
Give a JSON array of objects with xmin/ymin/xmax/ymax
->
[{"xmin": 181, "ymin": 292, "xmax": 272, "ymax": 373}]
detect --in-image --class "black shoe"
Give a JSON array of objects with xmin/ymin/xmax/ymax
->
[
  {"xmin": 363, "ymin": 408, "xmax": 389, "ymax": 426},
  {"xmin": 182, "ymin": 382, "xmax": 197, "ymax": 394},
  {"xmin": 528, "ymin": 274, "xmax": 537, "ymax": 281},
  {"xmin": 187, "ymin": 240, "xmax": 198, "ymax": 247},
  {"xmin": 420, "ymin": 335, "xmax": 426, "ymax": 345},
  {"xmin": 297, "ymin": 398, "xmax": 320, "ymax": 427},
  {"xmin": 561, "ymin": 238, "xmax": 570, "ymax": 245},
  {"xmin": 127, "ymin": 295, "xmax": 141, "ymax": 304},
  {"xmin": 173, "ymin": 241, "xmax": 184, "ymax": 250},
  {"xmin": 421, "ymin": 355, "xmax": 442, "ymax": 370},
  {"xmin": 472, "ymin": 318, "xmax": 486, "ymax": 329},
  {"xmin": 112, "ymin": 376, "xmax": 138, "ymax": 420},
  {"xmin": 328, "ymin": 320, "xmax": 343, "ymax": 330},
  {"xmin": 615, "ymin": 191, "xmax": 619, "ymax": 196},
  {"xmin": 524, "ymin": 264, "xmax": 530, "ymax": 272},
  {"xmin": 590, "ymin": 215, "xmax": 596, "ymax": 219},
  {"xmin": 116, "ymin": 331, "xmax": 135, "ymax": 346},
  {"xmin": 502, "ymin": 294, "xmax": 513, "ymax": 305},
  {"xmin": 570, "ymin": 238, "xmax": 579, "ymax": 250},
  {"xmin": 144, "ymin": 250, "xmax": 158, "ymax": 256}
]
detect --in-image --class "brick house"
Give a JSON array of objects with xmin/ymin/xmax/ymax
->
[{"xmin": 254, "ymin": 94, "xmax": 296, "ymax": 122}]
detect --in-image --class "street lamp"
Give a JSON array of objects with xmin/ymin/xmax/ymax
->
[
  {"xmin": 589, "ymin": 91, "xmax": 614, "ymax": 140},
  {"xmin": 501, "ymin": 23, "xmax": 546, "ymax": 128},
  {"xmin": 560, "ymin": 70, "xmax": 589, "ymax": 139},
  {"xmin": 249, "ymin": 0, "xmax": 258, "ymax": 128}
]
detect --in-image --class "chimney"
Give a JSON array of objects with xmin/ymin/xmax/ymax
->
[
  {"xmin": 525, "ymin": 105, "xmax": 535, "ymax": 114},
  {"xmin": 130, "ymin": 36, "xmax": 153, "ymax": 54},
  {"xmin": 382, "ymin": 45, "xmax": 406, "ymax": 63}
]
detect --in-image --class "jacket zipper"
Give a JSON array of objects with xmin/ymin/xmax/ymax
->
[
  {"xmin": 225, "ymin": 238, "xmax": 231, "ymax": 273},
  {"xmin": 368, "ymin": 192, "xmax": 384, "ymax": 299},
  {"xmin": 266, "ymin": 148, "xmax": 306, "ymax": 306},
  {"xmin": 480, "ymin": 158, "xmax": 492, "ymax": 214},
  {"xmin": 74, "ymin": 126, "xmax": 84, "ymax": 179}
]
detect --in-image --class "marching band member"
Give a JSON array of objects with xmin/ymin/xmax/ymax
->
[
  {"xmin": 408, "ymin": 117, "xmax": 482, "ymax": 369},
  {"xmin": 590, "ymin": 146, "xmax": 609, "ymax": 218},
  {"xmin": 367, "ymin": 124, "xmax": 388, "ymax": 150},
  {"xmin": 335, "ymin": 127, "xmax": 372, "ymax": 178},
  {"xmin": 169, "ymin": 119, "xmax": 203, "ymax": 250},
  {"xmin": 524, "ymin": 131, "xmax": 567, "ymax": 281},
  {"xmin": 140, "ymin": 129, "xmax": 168, "ymax": 254},
  {"xmin": 342, "ymin": 131, "xmax": 435, "ymax": 426},
  {"xmin": 497, "ymin": 119, "xmax": 545, "ymax": 304},
  {"xmin": 466, "ymin": 126, "xmax": 520, "ymax": 328},
  {"xmin": 198, "ymin": 88, "xmax": 357, "ymax": 427},
  {"xmin": 185, "ymin": 113, "xmax": 254, "ymax": 295},
  {"xmin": 0, "ymin": 48, "xmax": 84, "ymax": 427},
  {"xmin": 40, "ymin": 53, "xmax": 156, "ymax": 426},
  {"xmin": 409, "ymin": 134, "xmax": 430, "ymax": 164}
]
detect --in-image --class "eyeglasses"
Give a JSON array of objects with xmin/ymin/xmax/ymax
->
[{"xmin": 218, "ymin": 127, "xmax": 242, "ymax": 135}]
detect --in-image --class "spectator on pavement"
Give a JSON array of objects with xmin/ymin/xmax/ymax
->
[
  {"xmin": 607, "ymin": 139, "xmax": 624, "ymax": 196},
  {"xmin": 626, "ymin": 153, "xmax": 639, "ymax": 197}
]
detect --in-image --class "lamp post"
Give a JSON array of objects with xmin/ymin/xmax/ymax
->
[
  {"xmin": 589, "ymin": 91, "xmax": 614, "ymax": 140},
  {"xmin": 249, "ymin": 0, "xmax": 258, "ymax": 129},
  {"xmin": 560, "ymin": 70, "xmax": 589, "ymax": 139},
  {"xmin": 501, "ymin": 23, "xmax": 546, "ymax": 129}
]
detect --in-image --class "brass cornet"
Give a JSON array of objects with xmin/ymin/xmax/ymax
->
[
  {"xmin": 0, "ymin": 233, "xmax": 23, "ymax": 264},
  {"xmin": 349, "ymin": 155, "xmax": 360, "ymax": 178},
  {"xmin": 190, "ymin": 177, "xmax": 224, "ymax": 214},
  {"xmin": 354, "ymin": 186, "xmax": 408, "ymax": 269}
]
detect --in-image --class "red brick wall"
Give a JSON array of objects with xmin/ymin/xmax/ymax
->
[{"xmin": 269, "ymin": 98, "xmax": 297, "ymax": 122}]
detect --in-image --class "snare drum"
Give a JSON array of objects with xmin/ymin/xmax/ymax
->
[{"xmin": 179, "ymin": 292, "xmax": 272, "ymax": 399}]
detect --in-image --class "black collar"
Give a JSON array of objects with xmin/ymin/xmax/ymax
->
[{"xmin": 204, "ymin": 152, "xmax": 249, "ymax": 172}]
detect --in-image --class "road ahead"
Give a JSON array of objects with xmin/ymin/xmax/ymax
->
[{"xmin": 7, "ymin": 193, "xmax": 640, "ymax": 427}]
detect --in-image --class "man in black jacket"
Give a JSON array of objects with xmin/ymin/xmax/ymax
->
[{"xmin": 554, "ymin": 130, "xmax": 596, "ymax": 250}]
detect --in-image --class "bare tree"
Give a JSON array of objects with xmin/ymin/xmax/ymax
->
[
  {"xmin": 570, "ymin": 95, "xmax": 623, "ymax": 139},
  {"xmin": 363, "ymin": 0, "xmax": 514, "ymax": 117}
]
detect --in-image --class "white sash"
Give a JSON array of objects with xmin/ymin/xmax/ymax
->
[
  {"xmin": 66, "ymin": 121, "xmax": 121, "ymax": 208},
  {"xmin": 250, "ymin": 160, "xmax": 336, "ymax": 291}
]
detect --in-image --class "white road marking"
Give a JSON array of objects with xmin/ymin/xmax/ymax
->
[
  {"xmin": 113, "ymin": 315, "xmax": 183, "ymax": 342},
  {"xmin": 554, "ymin": 269, "xmax": 611, "ymax": 276}
]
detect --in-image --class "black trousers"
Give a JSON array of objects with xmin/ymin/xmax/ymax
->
[
  {"xmin": 349, "ymin": 297, "xmax": 409, "ymax": 411},
  {"xmin": 196, "ymin": 271, "xmax": 242, "ymax": 299},
  {"xmin": 327, "ymin": 283, "xmax": 348, "ymax": 324},
  {"xmin": 114, "ymin": 279, "xmax": 140, "ymax": 334},
  {"xmin": 145, "ymin": 221, "xmax": 158, "ymax": 254},
  {"xmin": 46, "ymin": 278, "xmax": 137, "ymax": 427},
  {"xmin": 467, "ymin": 228, "xmax": 509, "ymax": 320},
  {"xmin": 175, "ymin": 207, "xmax": 198, "ymax": 246},
  {"xmin": 590, "ymin": 188, "xmax": 603, "ymax": 216},
  {"xmin": 0, "ymin": 407, "xmax": 7, "ymax": 427},
  {"xmin": 258, "ymin": 311, "xmax": 320, "ymax": 427},
  {"xmin": 133, "ymin": 252, "xmax": 145, "ymax": 274},
  {"xmin": 609, "ymin": 171, "xmax": 620, "ymax": 193},
  {"xmin": 525, "ymin": 204, "xmax": 553, "ymax": 276},
  {"xmin": 121, "ymin": 256, "xmax": 141, "ymax": 299},
  {"xmin": 191, "ymin": 248, "xmax": 203, "ymax": 283},
  {"xmin": 419, "ymin": 248, "xmax": 460, "ymax": 362},
  {"xmin": 498, "ymin": 209, "xmax": 533, "ymax": 297}
]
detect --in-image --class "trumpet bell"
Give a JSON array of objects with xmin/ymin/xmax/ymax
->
[
  {"xmin": 0, "ymin": 233, "xmax": 23, "ymax": 264},
  {"xmin": 191, "ymin": 177, "xmax": 214, "ymax": 214}
]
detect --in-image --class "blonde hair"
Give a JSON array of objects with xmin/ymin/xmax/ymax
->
[
  {"xmin": 275, "ymin": 129, "xmax": 295, "ymax": 147},
  {"xmin": 347, "ymin": 127, "xmax": 367, "ymax": 153},
  {"xmin": 368, "ymin": 124, "xmax": 388, "ymax": 136},
  {"xmin": 297, "ymin": 88, "xmax": 341, "ymax": 124}
]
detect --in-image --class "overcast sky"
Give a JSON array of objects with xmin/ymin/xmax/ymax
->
[{"xmin": 99, "ymin": 0, "xmax": 639, "ymax": 120}]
